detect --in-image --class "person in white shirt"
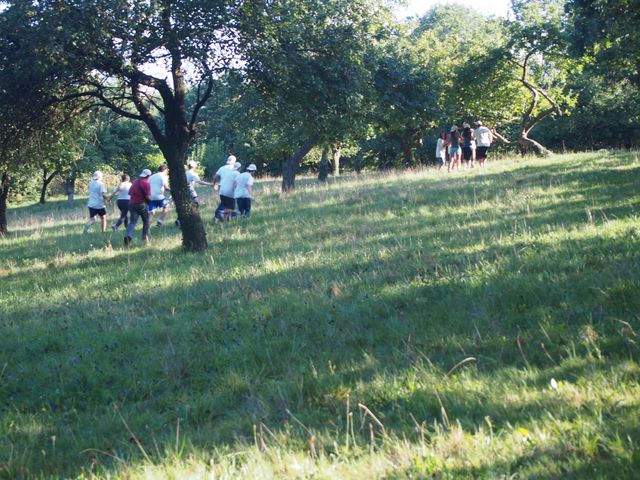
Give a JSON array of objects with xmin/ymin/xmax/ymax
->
[
  {"xmin": 213, "ymin": 155, "xmax": 240, "ymax": 221},
  {"xmin": 234, "ymin": 163, "xmax": 257, "ymax": 218},
  {"xmin": 185, "ymin": 160, "xmax": 212, "ymax": 207},
  {"xmin": 84, "ymin": 170, "xmax": 109, "ymax": 233},
  {"xmin": 109, "ymin": 173, "xmax": 132, "ymax": 231},
  {"xmin": 148, "ymin": 165, "xmax": 171, "ymax": 227},
  {"xmin": 474, "ymin": 120, "xmax": 493, "ymax": 167},
  {"xmin": 435, "ymin": 132, "xmax": 447, "ymax": 171}
]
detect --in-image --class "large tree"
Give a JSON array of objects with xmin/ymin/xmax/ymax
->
[
  {"xmin": 0, "ymin": 4, "xmax": 81, "ymax": 234},
  {"xmin": 451, "ymin": 0, "xmax": 576, "ymax": 155},
  {"xmin": 238, "ymin": 0, "xmax": 389, "ymax": 191},
  {"xmin": 9, "ymin": 0, "xmax": 244, "ymax": 251},
  {"xmin": 567, "ymin": 0, "xmax": 640, "ymax": 86},
  {"xmin": 367, "ymin": 29, "xmax": 443, "ymax": 167}
]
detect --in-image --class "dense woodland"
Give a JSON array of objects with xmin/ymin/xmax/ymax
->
[{"xmin": 1, "ymin": 0, "xmax": 639, "ymax": 249}]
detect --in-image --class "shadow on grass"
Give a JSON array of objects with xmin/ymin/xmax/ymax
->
[
  {"xmin": 1, "ymin": 228, "xmax": 639, "ymax": 476},
  {"xmin": 1, "ymin": 153, "xmax": 639, "ymax": 477}
]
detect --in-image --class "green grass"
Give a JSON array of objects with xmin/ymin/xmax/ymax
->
[{"xmin": 1, "ymin": 151, "xmax": 639, "ymax": 479}]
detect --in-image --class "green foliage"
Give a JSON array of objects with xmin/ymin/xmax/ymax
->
[
  {"xmin": 1, "ymin": 152, "xmax": 639, "ymax": 477},
  {"xmin": 85, "ymin": 116, "xmax": 161, "ymax": 177},
  {"xmin": 567, "ymin": 0, "xmax": 640, "ymax": 85},
  {"xmin": 190, "ymin": 137, "xmax": 227, "ymax": 178}
]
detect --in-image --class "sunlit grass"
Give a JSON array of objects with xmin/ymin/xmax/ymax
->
[{"xmin": 1, "ymin": 151, "xmax": 639, "ymax": 478}]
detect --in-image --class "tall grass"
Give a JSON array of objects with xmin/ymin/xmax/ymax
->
[{"xmin": 1, "ymin": 151, "xmax": 639, "ymax": 478}]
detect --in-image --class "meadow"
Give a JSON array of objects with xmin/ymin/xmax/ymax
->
[{"xmin": 1, "ymin": 151, "xmax": 639, "ymax": 479}]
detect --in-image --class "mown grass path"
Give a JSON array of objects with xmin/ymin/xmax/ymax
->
[{"xmin": 1, "ymin": 152, "xmax": 639, "ymax": 478}]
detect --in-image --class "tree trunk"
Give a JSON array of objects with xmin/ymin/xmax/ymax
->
[
  {"xmin": 282, "ymin": 136, "xmax": 317, "ymax": 192},
  {"xmin": 0, "ymin": 172, "xmax": 9, "ymax": 236},
  {"xmin": 331, "ymin": 145, "xmax": 341, "ymax": 177},
  {"xmin": 518, "ymin": 135, "xmax": 552, "ymax": 157},
  {"xmin": 401, "ymin": 137, "xmax": 414, "ymax": 167},
  {"xmin": 163, "ymin": 141, "xmax": 208, "ymax": 252},
  {"xmin": 318, "ymin": 146, "xmax": 329, "ymax": 182},
  {"xmin": 65, "ymin": 177, "xmax": 75, "ymax": 203},
  {"xmin": 40, "ymin": 169, "xmax": 58, "ymax": 204}
]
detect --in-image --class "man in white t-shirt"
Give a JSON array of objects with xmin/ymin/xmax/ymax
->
[
  {"xmin": 148, "ymin": 165, "xmax": 171, "ymax": 227},
  {"xmin": 474, "ymin": 121, "xmax": 493, "ymax": 167},
  {"xmin": 213, "ymin": 155, "xmax": 239, "ymax": 221},
  {"xmin": 84, "ymin": 170, "xmax": 109, "ymax": 233},
  {"xmin": 234, "ymin": 163, "xmax": 257, "ymax": 218}
]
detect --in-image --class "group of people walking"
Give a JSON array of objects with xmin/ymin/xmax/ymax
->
[
  {"xmin": 83, "ymin": 155, "xmax": 258, "ymax": 246},
  {"xmin": 435, "ymin": 121, "xmax": 494, "ymax": 173}
]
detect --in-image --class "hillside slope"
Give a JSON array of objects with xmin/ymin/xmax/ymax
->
[{"xmin": 1, "ymin": 152, "xmax": 639, "ymax": 478}]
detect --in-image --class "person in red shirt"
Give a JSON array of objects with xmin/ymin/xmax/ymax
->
[{"xmin": 124, "ymin": 169, "xmax": 152, "ymax": 246}]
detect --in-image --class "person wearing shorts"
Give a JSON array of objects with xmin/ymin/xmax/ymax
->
[
  {"xmin": 148, "ymin": 166, "xmax": 170, "ymax": 227},
  {"xmin": 84, "ymin": 170, "xmax": 109, "ymax": 233},
  {"xmin": 213, "ymin": 156, "xmax": 240, "ymax": 221},
  {"xmin": 213, "ymin": 155, "xmax": 235, "ymax": 220},
  {"xmin": 474, "ymin": 120, "xmax": 493, "ymax": 167},
  {"xmin": 110, "ymin": 173, "xmax": 131, "ymax": 231},
  {"xmin": 446, "ymin": 126, "xmax": 462, "ymax": 172},
  {"xmin": 461, "ymin": 122, "xmax": 476, "ymax": 168}
]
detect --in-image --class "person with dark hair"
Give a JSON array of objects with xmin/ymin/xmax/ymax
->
[
  {"xmin": 474, "ymin": 121, "xmax": 493, "ymax": 167},
  {"xmin": 186, "ymin": 160, "xmax": 213, "ymax": 207},
  {"xmin": 124, "ymin": 169, "xmax": 152, "ymax": 246},
  {"xmin": 110, "ymin": 173, "xmax": 131, "ymax": 231},
  {"xmin": 435, "ymin": 131, "xmax": 447, "ymax": 171},
  {"xmin": 461, "ymin": 122, "xmax": 476, "ymax": 169},
  {"xmin": 446, "ymin": 126, "xmax": 462, "ymax": 173}
]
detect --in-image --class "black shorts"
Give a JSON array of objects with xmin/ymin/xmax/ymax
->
[
  {"xmin": 462, "ymin": 146, "xmax": 474, "ymax": 161},
  {"xmin": 88, "ymin": 207, "xmax": 107, "ymax": 218},
  {"xmin": 220, "ymin": 195, "xmax": 236, "ymax": 210},
  {"xmin": 476, "ymin": 146, "xmax": 490, "ymax": 160}
]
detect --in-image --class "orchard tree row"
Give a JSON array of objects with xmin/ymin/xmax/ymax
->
[{"xmin": 1, "ymin": 0, "xmax": 638, "ymax": 250}]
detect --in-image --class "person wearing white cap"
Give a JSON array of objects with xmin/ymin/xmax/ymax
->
[
  {"xmin": 83, "ymin": 170, "xmax": 109, "ymax": 233},
  {"xmin": 186, "ymin": 160, "xmax": 213, "ymax": 207},
  {"xmin": 148, "ymin": 165, "xmax": 171, "ymax": 227},
  {"xmin": 234, "ymin": 164, "xmax": 257, "ymax": 218},
  {"xmin": 213, "ymin": 155, "xmax": 240, "ymax": 221},
  {"xmin": 124, "ymin": 169, "xmax": 152, "ymax": 246},
  {"xmin": 474, "ymin": 120, "xmax": 493, "ymax": 167}
]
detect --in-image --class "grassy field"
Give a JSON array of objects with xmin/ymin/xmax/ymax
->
[{"xmin": 1, "ymin": 151, "xmax": 639, "ymax": 479}]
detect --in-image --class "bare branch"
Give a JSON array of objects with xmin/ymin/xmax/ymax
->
[
  {"xmin": 130, "ymin": 82, "xmax": 165, "ymax": 147},
  {"xmin": 491, "ymin": 129, "xmax": 514, "ymax": 144},
  {"xmin": 190, "ymin": 76, "xmax": 214, "ymax": 130}
]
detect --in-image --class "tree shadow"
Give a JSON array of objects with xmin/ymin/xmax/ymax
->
[{"xmin": 2, "ymin": 153, "xmax": 639, "ymax": 477}]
